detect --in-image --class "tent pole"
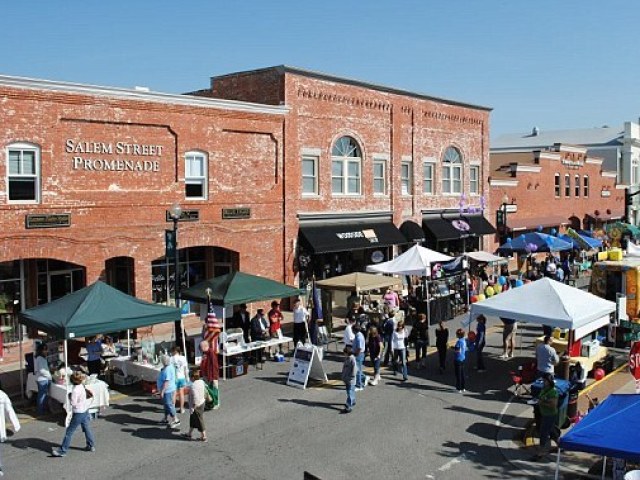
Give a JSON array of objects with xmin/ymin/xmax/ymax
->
[
  {"xmin": 180, "ymin": 316, "xmax": 187, "ymax": 364},
  {"xmin": 64, "ymin": 339, "xmax": 70, "ymax": 417},
  {"xmin": 222, "ymin": 306, "xmax": 226, "ymax": 381},
  {"xmin": 601, "ymin": 456, "xmax": 606, "ymax": 480},
  {"xmin": 554, "ymin": 449, "xmax": 561, "ymax": 480},
  {"xmin": 127, "ymin": 329, "xmax": 131, "ymax": 357},
  {"xmin": 19, "ymin": 323, "xmax": 24, "ymax": 399}
]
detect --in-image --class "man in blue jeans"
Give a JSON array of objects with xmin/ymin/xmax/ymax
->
[{"xmin": 352, "ymin": 323, "xmax": 368, "ymax": 391}]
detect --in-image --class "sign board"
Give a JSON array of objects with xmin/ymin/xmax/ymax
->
[
  {"xmin": 616, "ymin": 293, "xmax": 628, "ymax": 325},
  {"xmin": 629, "ymin": 341, "xmax": 640, "ymax": 381},
  {"xmin": 222, "ymin": 208, "xmax": 251, "ymax": 220},
  {"xmin": 25, "ymin": 213, "xmax": 71, "ymax": 229},
  {"xmin": 286, "ymin": 344, "xmax": 327, "ymax": 389},
  {"xmin": 165, "ymin": 210, "xmax": 200, "ymax": 222}
]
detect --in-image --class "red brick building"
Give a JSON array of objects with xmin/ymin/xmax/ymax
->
[
  {"xmin": 0, "ymin": 66, "xmax": 492, "ymax": 318},
  {"xmin": 489, "ymin": 143, "xmax": 624, "ymax": 247}
]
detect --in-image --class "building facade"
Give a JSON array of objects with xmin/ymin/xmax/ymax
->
[
  {"xmin": 489, "ymin": 143, "xmax": 624, "ymax": 247},
  {"xmin": 0, "ymin": 66, "xmax": 493, "ymax": 320},
  {"xmin": 493, "ymin": 123, "xmax": 640, "ymax": 225}
]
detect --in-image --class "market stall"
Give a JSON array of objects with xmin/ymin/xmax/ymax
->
[
  {"xmin": 469, "ymin": 278, "xmax": 616, "ymax": 372},
  {"xmin": 366, "ymin": 244, "xmax": 453, "ymax": 325},
  {"xmin": 19, "ymin": 281, "xmax": 180, "ymax": 408},
  {"xmin": 25, "ymin": 373, "xmax": 110, "ymax": 415},
  {"xmin": 555, "ymin": 394, "xmax": 640, "ymax": 479},
  {"xmin": 180, "ymin": 271, "xmax": 303, "ymax": 380}
]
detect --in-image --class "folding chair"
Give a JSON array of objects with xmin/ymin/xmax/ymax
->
[{"xmin": 509, "ymin": 361, "xmax": 536, "ymax": 397}]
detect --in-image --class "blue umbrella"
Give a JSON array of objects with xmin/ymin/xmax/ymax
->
[
  {"xmin": 496, "ymin": 232, "xmax": 573, "ymax": 254},
  {"xmin": 558, "ymin": 233, "xmax": 602, "ymax": 250}
]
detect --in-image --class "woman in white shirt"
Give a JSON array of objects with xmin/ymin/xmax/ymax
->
[
  {"xmin": 52, "ymin": 372, "xmax": 96, "ymax": 457},
  {"xmin": 392, "ymin": 320, "xmax": 408, "ymax": 381},
  {"xmin": 343, "ymin": 318, "xmax": 356, "ymax": 348},
  {"xmin": 34, "ymin": 344, "xmax": 52, "ymax": 415},
  {"xmin": 171, "ymin": 346, "xmax": 189, "ymax": 414}
]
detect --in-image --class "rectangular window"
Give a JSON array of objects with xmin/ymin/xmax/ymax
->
[
  {"xmin": 452, "ymin": 166, "xmax": 462, "ymax": 194},
  {"xmin": 554, "ymin": 174, "xmax": 561, "ymax": 197},
  {"xmin": 332, "ymin": 159, "xmax": 361, "ymax": 195},
  {"xmin": 583, "ymin": 175, "xmax": 589, "ymax": 197},
  {"xmin": 575, "ymin": 175, "xmax": 580, "ymax": 197},
  {"xmin": 423, "ymin": 162, "xmax": 434, "ymax": 194},
  {"xmin": 442, "ymin": 164, "xmax": 462, "ymax": 194},
  {"xmin": 401, "ymin": 162, "xmax": 412, "ymax": 195},
  {"xmin": 301, "ymin": 156, "xmax": 318, "ymax": 195},
  {"xmin": 185, "ymin": 152, "xmax": 207, "ymax": 199},
  {"xmin": 470, "ymin": 165, "xmax": 480, "ymax": 194},
  {"xmin": 373, "ymin": 159, "xmax": 386, "ymax": 195},
  {"xmin": 564, "ymin": 175, "xmax": 571, "ymax": 197}
]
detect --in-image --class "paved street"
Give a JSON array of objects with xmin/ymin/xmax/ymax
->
[{"xmin": 4, "ymin": 317, "xmax": 561, "ymax": 480}]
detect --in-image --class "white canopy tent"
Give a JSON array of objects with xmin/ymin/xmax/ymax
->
[
  {"xmin": 366, "ymin": 244, "xmax": 453, "ymax": 276},
  {"xmin": 465, "ymin": 251, "xmax": 508, "ymax": 264},
  {"xmin": 627, "ymin": 242, "xmax": 640, "ymax": 258},
  {"xmin": 469, "ymin": 278, "xmax": 615, "ymax": 339}
]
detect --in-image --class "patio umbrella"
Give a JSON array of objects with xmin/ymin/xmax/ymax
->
[{"xmin": 496, "ymin": 232, "xmax": 573, "ymax": 255}]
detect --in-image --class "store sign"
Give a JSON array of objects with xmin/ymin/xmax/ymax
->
[
  {"xmin": 336, "ymin": 229, "xmax": 379, "ymax": 243},
  {"xmin": 371, "ymin": 250, "xmax": 385, "ymax": 263},
  {"xmin": 25, "ymin": 213, "xmax": 71, "ymax": 229},
  {"xmin": 222, "ymin": 208, "xmax": 251, "ymax": 219},
  {"xmin": 165, "ymin": 210, "xmax": 200, "ymax": 222},
  {"xmin": 66, "ymin": 139, "xmax": 163, "ymax": 172},
  {"xmin": 561, "ymin": 159, "xmax": 584, "ymax": 168},
  {"xmin": 451, "ymin": 219, "xmax": 471, "ymax": 232}
]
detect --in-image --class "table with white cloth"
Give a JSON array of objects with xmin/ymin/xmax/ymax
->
[
  {"xmin": 222, "ymin": 336, "xmax": 293, "ymax": 372},
  {"xmin": 26, "ymin": 373, "xmax": 110, "ymax": 414},
  {"xmin": 109, "ymin": 357, "xmax": 162, "ymax": 382}
]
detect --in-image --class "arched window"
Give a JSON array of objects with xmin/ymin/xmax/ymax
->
[
  {"xmin": 331, "ymin": 136, "xmax": 361, "ymax": 195},
  {"xmin": 6, "ymin": 142, "xmax": 40, "ymax": 203},
  {"xmin": 184, "ymin": 150, "xmax": 208, "ymax": 199},
  {"xmin": 441, "ymin": 147, "xmax": 462, "ymax": 194}
]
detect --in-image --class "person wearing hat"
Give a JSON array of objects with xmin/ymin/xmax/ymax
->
[
  {"xmin": 51, "ymin": 371, "xmax": 96, "ymax": 457},
  {"xmin": 535, "ymin": 373, "xmax": 559, "ymax": 461}
]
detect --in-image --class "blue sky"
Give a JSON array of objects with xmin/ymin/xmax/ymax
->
[{"xmin": 2, "ymin": 1, "xmax": 638, "ymax": 136}]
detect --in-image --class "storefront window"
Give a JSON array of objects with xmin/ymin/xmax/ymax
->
[
  {"xmin": 36, "ymin": 259, "xmax": 85, "ymax": 305},
  {"xmin": 152, "ymin": 247, "xmax": 206, "ymax": 311}
]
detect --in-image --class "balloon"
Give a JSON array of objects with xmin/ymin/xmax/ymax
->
[
  {"xmin": 498, "ymin": 276, "xmax": 507, "ymax": 286},
  {"xmin": 537, "ymin": 225, "xmax": 543, "ymax": 232},
  {"xmin": 506, "ymin": 237, "xmax": 513, "ymax": 244},
  {"xmin": 470, "ymin": 295, "xmax": 478, "ymax": 303},
  {"xmin": 550, "ymin": 228, "xmax": 557, "ymax": 236},
  {"xmin": 515, "ymin": 279, "xmax": 524, "ymax": 287},
  {"xmin": 485, "ymin": 286, "xmax": 494, "ymax": 297},
  {"xmin": 493, "ymin": 285, "xmax": 501, "ymax": 294},
  {"xmin": 477, "ymin": 294, "xmax": 486, "ymax": 301},
  {"xmin": 593, "ymin": 368, "xmax": 605, "ymax": 381},
  {"xmin": 467, "ymin": 331, "xmax": 477, "ymax": 343}
]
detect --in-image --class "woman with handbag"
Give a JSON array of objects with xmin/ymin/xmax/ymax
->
[{"xmin": 52, "ymin": 372, "xmax": 96, "ymax": 457}]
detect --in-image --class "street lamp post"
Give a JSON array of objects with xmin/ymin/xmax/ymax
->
[
  {"xmin": 498, "ymin": 193, "xmax": 510, "ymax": 245},
  {"xmin": 168, "ymin": 202, "xmax": 183, "ymax": 349}
]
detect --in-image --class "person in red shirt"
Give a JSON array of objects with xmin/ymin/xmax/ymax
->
[{"xmin": 268, "ymin": 300, "xmax": 284, "ymax": 358}]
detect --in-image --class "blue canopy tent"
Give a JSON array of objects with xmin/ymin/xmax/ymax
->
[
  {"xmin": 496, "ymin": 232, "xmax": 573, "ymax": 255},
  {"xmin": 554, "ymin": 394, "xmax": 640, "ymax": 479},
  {"xmin": 558, "ymin": 233, "xmax": 602, "ymax": 250}
]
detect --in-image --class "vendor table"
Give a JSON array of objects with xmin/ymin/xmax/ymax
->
[
  {"xmin": 535, "ymin": 335, "xmax": 608, "ymax": 373},
  {"xmin": 222, "ymin": 336, "xmax": 293, "ymax": 368},
  {"xmin": 110, "ymin": 357, "xmax": 162, "ymax": 382},
  {"xmin": 26, "ymin": 373, "xmax": 110, "ymax": 414}
]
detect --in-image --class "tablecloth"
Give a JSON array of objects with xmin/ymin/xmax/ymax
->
[
  {"xmin": 26, "ymin": 373, "xmax": 110, "ymax": 412},
  {"xmin": 110, "ymin": 357, "xmax": 162, "ymax": 382}
]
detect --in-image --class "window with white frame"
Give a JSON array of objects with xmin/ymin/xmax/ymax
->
[
  {"xmin": 574, "ymin": 175, "xmax": 580, "ymax": 197},
  {"xmin": 564, "ymin": 174, "xmax": 570, "ymax": 197},
  {"xmin": 302, "ymin": 155, "xmax": 318, "ymax": 195},
  {"xmin": 7, "ymin": 142, "xmax": 40, "ymax": 203},
  {"xmin": 441, "ymin": 146, "xmax": 462, "ymax": 194},
  {"xmin": 583, "ymin": 175, "xmax": 589, "ymax": 197},
  {"xmin": 373, "ymin": 158, "xmax": 386, "ymax": 195},
  {"xmin": 554, "ymin": 173, "xmax": 561, "ymax": 197},
  {"xmin": 401, "ymin": 160, "xmax": 412, "ymax": 195},
  {"xmin": 423, "ymin": 161, "xmax": 434, "ymax": 194},
  {"xmin": 470, "ymin": 165, "xmax": 480, "ymax": 194},
  {"xmin": 331, "ymin": 136, "xmax": 361, "ymax": 195},
  {"xmin": 184, "ymin": 151, "xmax": 207, "ymax": 199}
]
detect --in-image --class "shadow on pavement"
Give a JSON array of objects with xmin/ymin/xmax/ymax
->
[
  {"xmin": 10, "ymin": 437, "xmax": 58, "ymax": 454},
  {"xmin": 104, "ymin": 412, "xmax": 165, "ymax": 427},
  {"xmin": 120, "ymin": 426, "xmax": 184, "ymax": 441},
  {"xmin": 278, "ymin": 398, "xmax": 343, "ymax": 411}
]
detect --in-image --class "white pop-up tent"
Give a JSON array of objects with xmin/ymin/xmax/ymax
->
[
  {"xmin": 366, "ymin": 244, "xmax": 453, "ymax": 276},
  {"xmin": 469, "ymin": 277, "xmax": 615, "ymax": 339}
]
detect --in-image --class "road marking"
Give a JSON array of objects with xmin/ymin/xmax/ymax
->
[
  {"xmin": 437, "ymin": 450, "xmax": 477, "ymax": 472},
  {"xmin": 496, "ymin": 395, "xmax": 513, "ymax": 427}
]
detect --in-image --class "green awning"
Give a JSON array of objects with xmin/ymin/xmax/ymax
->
[
  {"xmin": 19, "ymin": 281, "xmax": 180, "ymax": 340},
  {"xmin": 180, "ymin": 271, "xmax": 304, "ymax": 306}
]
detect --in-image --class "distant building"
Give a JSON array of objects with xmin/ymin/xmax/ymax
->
[{"xmin": 493, "ymin": 122, "xmax": 640, "ymax": 225}]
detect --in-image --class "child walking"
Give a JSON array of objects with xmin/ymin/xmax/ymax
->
[{"xmin": 341, "ymin": 345, "xmax": 356, "ymax": 413}]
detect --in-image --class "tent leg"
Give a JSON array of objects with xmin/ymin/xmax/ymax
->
[
  {"xmin": 601, "ymin": 456, "xmax": 606, "ymax": 480},
  {"xmin": 180, "ymin": 316, "xmax": 187, "ymax": 363},
  {"xmin": 222, "ymin": 307, "xmax": 226, "ymax": 382},
  {"xmin": 127, "ymin": 329, "xmax": 131, "ymax": 357},
  {"xmin": 554, "ymin": 449, "xmax": 561, "ymax": 480},
  {"xmin": 64, "ymin": 339, "xmax": 70, "ymax": 416},
  {"xmin": 19, "ymin": 325, "xmax": 24, "ymax": 399}
]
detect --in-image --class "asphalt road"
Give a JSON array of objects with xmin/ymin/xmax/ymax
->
[{"xmin": 4, "ymin": 317, "xmax": 541, "ymax": 480}]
